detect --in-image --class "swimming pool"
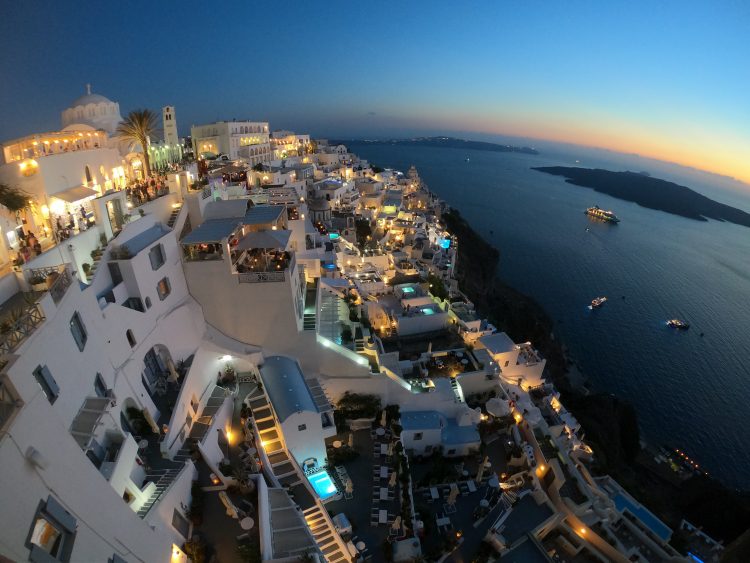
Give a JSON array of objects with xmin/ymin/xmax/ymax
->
[
  {"xmin": 420, "ymin": 306, "xmax": 437, "ymax": 315},
  {"xmin": 401, "ymin": 286, "xmax": 415, "ymax": 294},
  {"xmin": 613, "ymin": 493, "xmax": 671, "ymax": 541},
  {"xmin": 307, "ymin": 470, "xmax": 339, "ymax": 500}
]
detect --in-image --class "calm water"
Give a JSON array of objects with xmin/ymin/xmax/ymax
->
[{"xmin": 349, "ymin": 141, "xmax": 750, "ymax": 489}]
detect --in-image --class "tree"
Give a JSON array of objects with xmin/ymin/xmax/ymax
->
[
  {"xmin": 0, "ymin": 183, "xmax": 30, "ymax": 212},
  {"xmin": 116, "ymin": 109, "xmax": 159, "ymax": 177}
]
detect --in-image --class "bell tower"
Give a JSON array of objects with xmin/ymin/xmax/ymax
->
[{"xmin": 162, "ymin": 106, "xmax": 179, "ymax": 145}]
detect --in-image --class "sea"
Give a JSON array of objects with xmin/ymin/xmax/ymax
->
[{"xmin": 346, "ymin": 139, "xmax": 750, "ymax": 490}]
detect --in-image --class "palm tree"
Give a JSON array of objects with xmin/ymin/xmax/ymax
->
[
  {"xmin": 116, "ymin": 109, "xmax": 158, "ymax": 177},
  {"xmin": 0, "ymin": 183, "xmax": 30, "ymax": 212}
]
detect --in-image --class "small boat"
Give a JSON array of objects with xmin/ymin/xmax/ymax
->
[
  {"xmin": 589, "ymin": 297, "xmax": 607, "ymax": 309},
  {"xmin": 667, "ymin": 319, "xmax": 690, "ymax": 330}
]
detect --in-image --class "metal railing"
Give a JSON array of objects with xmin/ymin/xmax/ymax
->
[
  {"xmin": 48, "ymin": 265, "xmax": 73, "ymax": 305},
  {"xmin": 238, "ymin": 271, "xmax": 286, "ymax": 283},
  {"xmin": 0, "ymin": 303, "xmax": 45, "ymax": 355}
]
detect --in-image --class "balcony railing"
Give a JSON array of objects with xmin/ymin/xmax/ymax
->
[
  {"xmin": 238, "ymin": 271, "xmax": 286, "ymax": 283},
  {"xmin": 0, "ymin": 303, "xmax": 45, "ymax": 355},
  {"xmin": 48, "ymin": 265, "xmax": 74, "ymax": 305}
]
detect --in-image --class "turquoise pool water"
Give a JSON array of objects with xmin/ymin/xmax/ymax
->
[
  {"xmin": 421, "ymin": 306, "xmax": 436, "ymax": 315},
  {"xmin": 613, "ymin": 493, "xmax": 671, "ymax": 540},
  {"xmin": 402, "ymin": 286, "xmax": 415, "ymax": 294},
  {"xmin": 307, "ymin": 470, "xmax": 338, "ymax": 500}
]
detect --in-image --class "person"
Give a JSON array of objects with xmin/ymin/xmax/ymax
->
[
  {"xmin": 80, "ymin": 205, "xmax": 86, "ymax": 220},
  {"xmin": 55, "ymin": 216, "xmax": 64, "ymax": 232},
  {"xmin": 67, "ymin": 212, "xmax": 75, "ymax": 230},
  {"xmin": 33, "ymin": 242, "xmax": 42, "ymax": 256},
  {"xmin": 20, "ymin": 245, "xmax": 31, "ymax": 264}
]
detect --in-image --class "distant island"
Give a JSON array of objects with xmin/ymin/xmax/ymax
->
[
  {"xmin": 533, "ymin": 166, "xmax": 750, "ymax": 228},
  {"xmin": 335, "ymin": 136, "xmax": 539, "ymax": 155}
]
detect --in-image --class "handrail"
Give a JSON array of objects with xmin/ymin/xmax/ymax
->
[{"xmin": 0, "ymin": 303, "xmax": 46, "ymax": 354}]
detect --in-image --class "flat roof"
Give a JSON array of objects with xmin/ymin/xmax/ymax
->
[
  {"xmin": 501, "ymin": 494, "xmax": 554, "ymax": 545},
  {"xmin": 181, "ymin": 218, "xmax": 240, "ymax": 244},
  {"xmin": 499, "ymin": 536, "xmax": 553, "ymax": 562},
  {"xmin": 203, "ymin": 199, "xmax": 249, "ymax": 220},
  {"xmin": 121, "ymin": 224, "xmax": 170, "ymax": 255},
  {"xmin": 401, "ymin": 411, "xmax": 442, "ymax": 430},
  {"xmin": 237, "ymin": 229, "xmax": 291, "ymax": 250},
  {"xmin": 479, "ymin": 332, "xmax": 517, "ymax": 355},
  {"xmin": 244, "ymin": 205, "xmax": 284, "ymax": 225},
  {"xmin": 259, "ymin": 356, "xmax": 317, "ymax": 422},
  {"xmin": 441, "ymin": 419, "xmax": 480, "ymax": 445}
]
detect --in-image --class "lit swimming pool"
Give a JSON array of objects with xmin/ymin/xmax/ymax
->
[
  {"xmin": 613, "ymin": 493, "xmax": 671, "ymax": 540},
  {"xmin": 307, "ymin": 470, "xmax": 339, "ymax": 500},
  {"xmin": 402, "ymin": 286, "xmax": 415, "ymax": 294},
  {"xmin": 329, "ymin": 233, "xmax": 340, "ymax": 240},
  {"xmin": 420, "ymin": 305, "xmax": 437, "ymax": 315}
]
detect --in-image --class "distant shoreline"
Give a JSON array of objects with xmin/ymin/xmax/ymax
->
[
  {"xmin": 533, "ymin": 166, "xmax": 750, "ymax": 228},
  {"xmin": 335, "ymin": 136, "xmax": 539, "ymax": 155}
]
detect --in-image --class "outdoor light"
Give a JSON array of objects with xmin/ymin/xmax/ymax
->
[{"xmin": 221, "ymin": 354, "xmax": 232, "ymax": 362}]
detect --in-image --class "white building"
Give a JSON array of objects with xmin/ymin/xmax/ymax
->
[
  {"xmin": 477, "ymin": 332, "xmax": 547, "ymax": 389},
  {"xmin": 191, "ymin": 121, "xmax": 271, "ymax": 165},
  {"xmin": 61, "ymin": 85, "xmax": 123, "ymax": 136},
  {"xmin": 163, "ymin": 106, "xmax": 179, "ymax": 146}
]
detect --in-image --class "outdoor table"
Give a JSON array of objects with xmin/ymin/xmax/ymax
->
[
  {"xmin": 480, "ymin": 499, "xmax": 489, "ymax": 508},
  {"xmin": 333, "ymin": 440, "xmax": 342, "ymax": 449},
  {"xmin": 380, "ymin": 443, "xmax": 388, "ymax": 455},
  {"xmin": 436, "ymin": 516, "xmax": 450, "ymax": 527},
  {"xmin": 240, "ymin": 517, "xmax": 255, "ymax": 530},
  {"xmin": 467, "ymin": 481, "xmax": 477, "ymax": 493},
  {"xmin": 356, "ymin": 541, "xmax": 366, "ymax": 551},
  {"xmin": 375, "ymin": 427, "xmax": 385, "ymax": 436},
  {"xmin": 137, "ymin": 439, "xmax": 149, "ymax": 451},
  {"xmin": 461, "ymin": 359, "xmax": 469, "ymax": 365},
  {"xmin": 379, "ymin": 509, "xmax": 387, "ymax": 524},
  {"xmin": 380, "ymin": 487, "xmax": 388, "ymax": 500},
  {"xmin": 380, "ymin": 466, "xmax": 388, "ymax": 479},
  {"xmin": 430, "ymin": 487, "xmax": 439, "ymax": 500},
  {"xmin": 462, "ymin": 470, "xmax": 469, "ymax": 477}
]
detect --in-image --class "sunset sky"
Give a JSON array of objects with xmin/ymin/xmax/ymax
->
[{"xmin": 1, "ymin": 0, "xmax": 748, "ymax": 183}]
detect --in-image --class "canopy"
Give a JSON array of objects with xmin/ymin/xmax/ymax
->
[
  {"xmin": 52, "ymin": 185, "xmax": 98, "ymax": 203},
  {"xmin": 237, "ymin": 229, "xmax": 291, "ymax": 251},
  {"xmin": 486, "ymin": 397, "xmax": 511, "ymax": 418}
]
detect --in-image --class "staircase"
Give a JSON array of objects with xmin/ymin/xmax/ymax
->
[
  {"xmin": 450, "ymin": 377, "xmax": 464, "ymax": 403},
  {"xmin": 137, "ymin": 467, "xmax": 183, "ymax": 518},
  {"xmin": 86, "ymin": 247, "xmax": 105, "ymax": 282},
  {"xmin": 303, "ymin": 312, "xmax": 317, "ymax": 331},
  {"xmin": 302, "ymin": 506, "xmax": 350, "ymax": 563},
  {"xmin": 167, "ymin": 204, "xmax": 183, "ymax": 228},
  {"xmin": 173, "ymin": 386, "xmax": 227, "ymax": 463}
]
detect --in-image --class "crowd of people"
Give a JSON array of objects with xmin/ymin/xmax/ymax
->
[
  {"xmin": 126, "ymin": 176, "xmax": 170, "ymax": 206},
  {"xmin": 13, "ymin": 230, "xmax": 43, "ymax": 266}
]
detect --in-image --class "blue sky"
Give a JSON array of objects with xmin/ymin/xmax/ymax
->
[{"xmin": 1, "ymin": 0, "xmax": 748, "ymax": 181}]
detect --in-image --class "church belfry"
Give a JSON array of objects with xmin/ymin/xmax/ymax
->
[{"xmin": 163, "ymin": 105, "xmax": 179, "ymax": 145}]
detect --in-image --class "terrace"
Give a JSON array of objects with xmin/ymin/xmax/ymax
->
[{"xmin": 423, "ymin": 349, "xmax": 479, "ymax": 378}]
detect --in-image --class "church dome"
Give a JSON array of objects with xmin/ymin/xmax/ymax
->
[
  {"xmin": 61, "ymin": 84, "xmax": 123, "ymax": 136},
  {"xmin": 69, "ymin": 92, "xmax": 113, "ymax": 107}
]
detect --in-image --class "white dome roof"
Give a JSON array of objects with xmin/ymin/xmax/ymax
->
[{"xmin": 70, "ymin": 92, "xmax": 113, "ymax": 107}]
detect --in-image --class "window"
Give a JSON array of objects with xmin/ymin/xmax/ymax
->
[
  {"xmin": 157, "ymin": 277, "xmax": 171, "ymax": 301},
  {"xmin": 149, "ymin": 244, "xmax": 165, "ymax": 270},
  {"xmin": 108, "ymin": 262, "xmax": 123, "ymax": 285},
  {"xmin": 69, "ymin": 312, "xmax": 87, "ymax": 352},
  {"xmin": 447, "ymin": 449, "xmax": 456, "ymax": 455},
  {"xmin": 504, "ymin": 360, "xmax": 509, "ymax": 368},
  {"xmin": 26, "ymin": 496, "xmax": 76, "ymax": 562},
  {"xmin": 33, "ymin": 366, "xmax": 59, "ymax": 404},
  {"xmin": 84, "ymin": 166, "xmax": 92, "ymax": 184},
  {"xmin": 413, "ymin": 432, "xmax": 423, "ymax": 441},
  {"xmin": 94, "ymin": 373, "xmax": 107, "ymax": 398},
  {"xmin": 171, "ymin": 508, "xmax": 190, "ymax": 538},
  {"xmin": 126, "ymin": 330, "xmax": 136, "ymax": 348},
  {"xmin": 297, "ymin": 424, "xmax": 307, "ymax": 432},
  {"xmin": 144, "ymin": 297, "xmax": 152, "ymax": 309}
]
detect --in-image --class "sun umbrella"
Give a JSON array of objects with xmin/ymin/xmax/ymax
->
[
  {"xmin": 447, "ymin": 484, "xmax": 459, "ymax": 505},
  {"xmin": 391, "ymin": 515, "xmax": 402, "ymax": 531},
  {"xmin": 389, "ymin": 471, "xmax": 398, "ymax": 488},
  {"xmin": 380, "ymin": 409, "xmax": 388, "ymax": 427}
]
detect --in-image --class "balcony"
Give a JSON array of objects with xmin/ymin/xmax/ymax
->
[{"xmin": 236, "ymin": 252, "xmax": 295, "ymax": 284}]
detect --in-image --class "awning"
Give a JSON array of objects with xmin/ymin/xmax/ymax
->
[
  {"xmin": 70, "ymin": 396, "xmax": 112, "ymax": 449},
  {"xmin": 237, "ymin": 229, "xmax": 291, "ymax": 250},
  {"xmin": 52, "ymin": 185, "xmax": 98, "ymax": 203}
]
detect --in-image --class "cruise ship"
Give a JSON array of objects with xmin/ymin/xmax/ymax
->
[{"xmin": 585, "ymin": 205, "xmax": 620, "ymax": 223}]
